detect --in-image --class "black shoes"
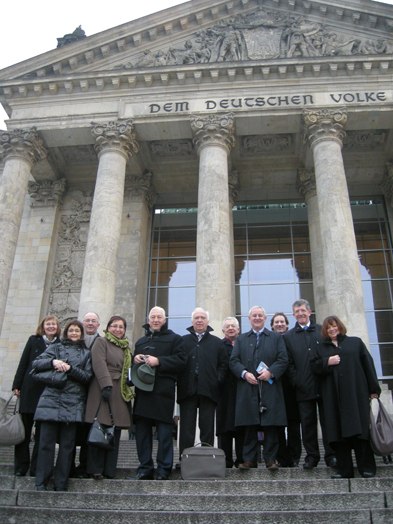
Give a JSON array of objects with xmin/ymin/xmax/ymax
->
[
  {"xmin": 303, "ymin": 460, "xmax": 318, "ymax": 469},
  {"xmin": 331, "ymin": 473, "xmax": 344, "ymax": 479},
  {"xmin": 156, "ymin": 474, "xmax": 169, "ymax": 480},
  {"xmin": 133, "ymin": 472, "xmax": 154, "ymax": 480},
  {"xmin": 361, "ymin": 472, "xmax": 375, "ymax": 478},
  {"xmin": 36, "ymin": 485, "xmax": 47, "ymax": 491},
  {"xmin": 326, "ymin": 457, "xmax": 338, "ymax": 468}
]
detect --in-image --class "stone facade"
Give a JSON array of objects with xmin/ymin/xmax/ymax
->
[{"xmin": 1, "ymin": 0, "xmax": 393, "ymax": 394}]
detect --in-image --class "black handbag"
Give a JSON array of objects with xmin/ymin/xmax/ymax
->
[
  {"xmin": 30, "ymin": 368, "xmax": 67, "ymax": 389},
  {"xmin": 87, "ymin": 398, "xmax": 115, "ymax": 451},
  {"xmin": 0, "ymin": 393, "xmax": 25, "ymax": 446},
  {"xmin": 181, "ymin": 442, "xmax": 226, "ymax": 480},
  {"xmin": 369, "ymin": 398, "xmax": 393, "ymax": 456}
]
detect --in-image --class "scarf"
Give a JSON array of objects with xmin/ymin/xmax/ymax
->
[{"xmin": 104, "ymin": 330, "xmax": 134, "ymax": 401}]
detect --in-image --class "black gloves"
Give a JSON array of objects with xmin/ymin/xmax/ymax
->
[{"xmin": 101, "ymin": 386, "xmax": 112, "ymax": 402}]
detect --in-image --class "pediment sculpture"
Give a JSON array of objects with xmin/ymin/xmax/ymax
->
[{"xmin": 114, "ymin": 7, "xmax": 393, "ymax": 70}]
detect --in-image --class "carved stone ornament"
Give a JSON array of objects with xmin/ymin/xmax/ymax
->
[
  {"xmin": 124, "ymin": 171, "xmax": 158, "ymax": 209},
  {"xmin": 149, "ymin": 139, "xmax": 194, "ymax": 158},
  {"xmin": 191, "ymin": 113, "xmax": 235, "ymax": 154},
  {"xmin": 114, "ymin": 7, "xmax": 393, "ymax": 70},
  {"xmin": 228, "ymin": 170, "xmax": 240, "ymax": 203},
  {"xmin": 343, "ymin": 130, "xmax": 387, "ymax": 151},
  {"xmin": 0, "ymin": 127, "xmax": 47, "ymax": 167},
  {"xmin": 302, "ymin": 108, "xmax": 347, "ymax": 148},
  {"xmin": 241, "ymin": 134, "xmax": 292, "ymax": 154},
  {"xmin": 91, "ymin": 120, "xmax": 139, "ymax": 160},
  {"xmin": 297, "ymin": 169, "xmax": 316, "ymax": 200},
  {"xmin": 57, "ymin": 26, "xmax": 86, "ymax": 48},
  {"xmin": 28, "ymin": 178, "xmax": 67, "ymax": 207}
]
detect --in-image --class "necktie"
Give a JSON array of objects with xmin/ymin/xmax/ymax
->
[{"xmin": 256, "ymin": 331, "xmax": 260, "ymax": 346}]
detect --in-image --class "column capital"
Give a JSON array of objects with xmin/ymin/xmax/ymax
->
[
  {"xmin": 91, "ymin": 119, "xmax": 139, "ymax": 161},
  {"xmin": 302, "ymin": 108, "xmax": 347, "ymax": 149},
  {"xmin": 28, "ymin": 178, "xmax": 67, "ymax": 207},
  {"xmin": 124, "ymin": 171, "xmax": 157, "ymax": 210},
  {"xmin": 228, "ymin": 170, "xmax": 240, "ymax": 204},
  {"xmin": 0, "ymin": 127, "xmax": 47, "ymax": 167},
  {"xmin": 190, "ymin": 113, "xmax": 235, "ymax": 155},
  {"xmin": 380, "ymin": 163, "xmax": 393, "ymax": 207},
  {"xmin": 296, "ymin": 169, "xmax": 316, "ymax": 200}
]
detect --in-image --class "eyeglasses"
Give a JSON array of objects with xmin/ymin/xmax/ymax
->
[{"xmin": 83, "ymin": 319, "xmax": 99, "ymax": 324}]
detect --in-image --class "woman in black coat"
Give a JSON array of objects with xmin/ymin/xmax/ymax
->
[
  {"xmin": 32, "ymin": 320, "xmax": 93, "ymax": 491},
  {"xmin": 12, "ymin": 315, "xmax": 61, "ymax": 476},
  {"xmin": 311, "ymin": 315, "xmax": 380, "ymax": 479}
]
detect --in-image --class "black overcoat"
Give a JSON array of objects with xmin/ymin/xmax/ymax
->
[
  {"xmin": 12, "ymin": 335, "xmax": 55, "ymax": 413},
  {"xmin": 216, "ymin": 338, "xmax": 237, "ymax": 435},
  {"xmin": 284, "ymin": 322, "xmax": 322, "ymax": 401},
  {"xmin": 177, "ymin": 326, "xmax": 228, "ymax": 405},
  {"xmin": 229, "ymin": 328, "xmax": 288, "ymax": 427},
  {"xmin": 33, "ymin": 339, "xmax": 93, "ymax": 424},
  {"xmin": 133, "ymin": 322, "xmax": 186, "ymax": 424},
  {"xmin": 310, "ymin": 334, "xmax": 381, "ymax": 443}
]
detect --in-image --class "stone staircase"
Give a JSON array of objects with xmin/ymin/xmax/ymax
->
[{"xmin": 0, "ymin": 440, "xmax": 392, "ymax": 523}]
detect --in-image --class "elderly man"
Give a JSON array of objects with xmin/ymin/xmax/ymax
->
[
  {"xmin": 271, "ymin": 312, "xmax": 302, "ymax": 468},
  {"xmin": 133, "ymin": 307, "xmax": 186, "ymax": 480},
  {"xmin": 230, "ymin": 306, "xmax": 288, "ymax": 470},
  {"xmin": 216, "ymin": 317, "xmax": 244, "ymax": 468},
  {"xmin": 82, "ymin": 312, "xmax": 100, "ymax": 349},
  {"xmin": 177, "ymin": 308, "xmax": 228, "ymax": 462},
  {"xmin": 284, "ymin": 299, "xmax": 336, "ymax": 468}
]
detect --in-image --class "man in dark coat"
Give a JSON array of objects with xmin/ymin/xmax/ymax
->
[
  {"xmin": 216, "ymin": 317, "xmax": 244, "ymax": 468},
  {"xmin": 177, "ymin": 307, "xmax": 228, "ymax": 461},
  {"xmin": 133, "ymin": 307, "xmax": 186, "ymax": 480},
  {"xmin": 230, "ymin": 306, "xmax": 288, "ymax": 470},
  {"xmin": 271, "ymin": 312, "xmax": 302, "ymax": 468},
  {"xmin": 284, "ymin": 299, "xmax": 336, "ymax": 468}
]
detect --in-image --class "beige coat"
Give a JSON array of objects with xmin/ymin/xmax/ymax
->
[{"xmin": 85, "ymin": 337, "xmax": 131, "ymax": 429}]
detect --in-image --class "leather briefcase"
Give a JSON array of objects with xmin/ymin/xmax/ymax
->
[{"xmin": 181, "ymin": 443, "xmax": 226, "ymax": 480}]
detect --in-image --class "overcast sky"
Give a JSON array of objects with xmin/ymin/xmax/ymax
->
[{"xmin": 1, "ymin": 0, "xmax": 393, "ymax": 129}]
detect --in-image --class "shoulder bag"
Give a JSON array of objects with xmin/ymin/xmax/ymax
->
[
  {"xmin": 0, "ymin": 393, "xmax": 25, "ymax": 446},
  {"xmin": 369, "ymin": 398, "xmax": 393, "ymax": 456},
  {"xmin": 87, "ymin": 398, "xmax": 115, "ymax": 451},
  {"xmin": 181, "ymin": 442, "xmax": 226, "ymax": 480}
]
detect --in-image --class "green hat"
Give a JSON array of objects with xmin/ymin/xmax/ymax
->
[{"xmin": 131, "ymin": 362, "xmax": 156, "ymax": 391}]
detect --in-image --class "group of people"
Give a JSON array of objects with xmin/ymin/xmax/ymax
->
[{"xmin": 11, "ymin": 299, "xmax": 381, "ymax": 489}]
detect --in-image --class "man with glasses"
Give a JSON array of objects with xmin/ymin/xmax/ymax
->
[{"xmin": 82, "ymin": 312, "xmax": 101, "ymax": 349}]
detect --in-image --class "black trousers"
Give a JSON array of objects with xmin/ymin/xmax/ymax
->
[
  {"xmin": 243, "ymin": 425, "xmax": 279, "ymax": 464},
  {"xmin": 87, "ymin": 428, "xmax": 121, "ymax": 478},
  {"xmin": 331, "ymin": 437, "xmax": 376, "ymax": 478},
  {"xmin": 218, "ymin": 428, "xmax": 245, "ymax": 468},
  {"xmin": 14, "ymin": 413, "xmax": 41, "ymax": 476},
  {"xmin": 35, "ymin": 421, "xmax": 77, "ymax": 490},
  {"xmin": 298, "ymin": 398, "xmax": 335, "ymax": 465},
  {"xmin": 135, "ymin": 416, "xmax": 174, "ymax": 477},
  {"xmin": 70, "ymin": 422, "xmax": 91, "ymax": 476},
  {"xmin": 179, "ymin": 394, "xmax": 216, "ymax": 457},
  {"xmin": 277, "ymin": 420, "xmax": 302, "ymax": 466}
]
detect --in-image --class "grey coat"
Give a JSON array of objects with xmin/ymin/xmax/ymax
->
[
  {"xmin": 85, "ymin": 337, "xmax": 132, "ymax": 429},
  {"xmin": 33, "ymin": 339, "xmax": 92, "ymax": 423},
  {"xmin": 229, "ymin": 328, "xmax": 288, "ymax": 427}
]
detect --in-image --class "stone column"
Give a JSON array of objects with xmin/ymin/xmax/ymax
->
[
  {"xmin": 116, "ymin": 172, "xmax": 157, "ymax": 346},
  {"xmin": 303, "ymin": 108, "xmax": 369, "ymax": 345},
  {"xmin": 0, "ymin": 128, "xmax": 47, "ymax": 330},
  {"xmin": 191, "ymin": 113, "xmax": 235, "ymax": 333},
  {"xmin": 78, "ymin": 120, "xmax": 139, "ymax": 325},
  {"xmin": 296, "ymin": 169, "xmax": 328, "ymax": 323},
  {"xmin": 228, "ymin": 170, "xmax": 240, "ymax": 317}
]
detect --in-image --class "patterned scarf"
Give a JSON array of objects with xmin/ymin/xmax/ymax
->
[{"xmin": 104, "ymin": 330, "xmax": 134, "ymax": 401}]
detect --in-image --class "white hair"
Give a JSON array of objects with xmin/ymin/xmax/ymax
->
[
  {"xmin": 191, "ymin": 307, "xmax": 209, "ymax": 321},
  {"xmin": 248, "ymin": 306, "xmax": 266, "ymax": 317},
  {"xmin": 149, "ymin": 306, "xmax": 166, "ymax": 318},
  {"xmin": 222, "ymin": 317, "xmax": 239, "ymax": 328},
  {"xmin": 82, "ymin": 312, "xmax": 100, "ymax": 322}
]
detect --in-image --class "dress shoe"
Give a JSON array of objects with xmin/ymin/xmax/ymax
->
[
  {"xmin": 303, "ymin": 460, "xmax": 318, "ymax": 469},
  {"xmin": 92, "ymin": 474, "xmax": 104, "ymax": 480},
  {"xmin": 134, "ymin": 472, "xmax": 154, "ymax": 480},
  {"xmin": 361, "ymin": 472, "xmax": 375, "ymax": 478},
  {"xmin": 238, "ymin": 461, "xmax": 257, "ymax": 469},
  {"xmin": 54, "ymin": 487, "xmax": 67, "ymax": 491},
  {"xmin": 326, "ymin": 457, "xmax": 338, "ymax": 468},
  {"xmin": 105, "ymin": 475, "xmax": 116, "ymax": 479},
  {"xmin": 15, "ymin": 472, "xmax": 24, "ymax": 477},
  {"xmin": 175, "ymin": 463, "xmax": 181, "ymax": 470},
  {"xmin": 291, "ymin": 461, "xmax": 299, "ymax": 467},
  {"xmin": 266, "ymin": 461, "xmax": 278, "ymax": 470},
  {"xmin": 156, "ymin": 474, "xmax": 169, "ymax": 480},
  {"xmin": 331, "ymin": 473, "xmax": 344, "ymax": 479},
  {"xmin": 36, "ymin": 485, "xmax": 47, "ymax": 491},
  {"xmin": 78, "ymin": 472, "xmax": 89, "ymax": 479}
]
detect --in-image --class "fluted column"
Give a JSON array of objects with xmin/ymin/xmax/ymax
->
[
  {"xmin": 297, "ymin": 169, "xmax": 328, "ymax": 323},
  {"xmin": 303, "ymin": 108, "xmax": 368, "ymax": 344},
  {"xmin": 228, "ymin": 170, "xmax": 240, "ymax": 317},
  {"xmin": 191, "ymin": 113, "xmax": 235, "ymax": 333},
  {"xmin": 0, "ymin": 128, "xmax": 47, "ymax": 329},
  {"xmin": 78, "ymin": 120, "xmax": 139, "ymax": 325}
]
